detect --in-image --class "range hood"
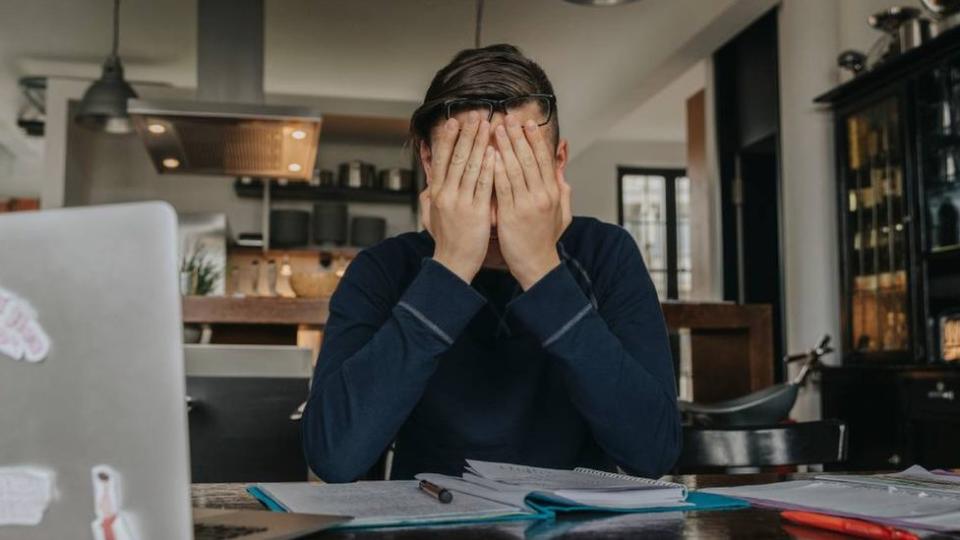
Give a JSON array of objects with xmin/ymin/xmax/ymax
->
[{"xmin": 128, "ymin": 0, "xmax": 321, "ymax": 180}]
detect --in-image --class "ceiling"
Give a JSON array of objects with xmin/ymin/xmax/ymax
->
[{"xmin": 0, "ymin": 0, "xmax": 776, "ymax": 163}]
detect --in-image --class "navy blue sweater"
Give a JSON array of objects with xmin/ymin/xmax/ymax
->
[{"xmin": 302, "ymin": 217, "xmax": 681, "ymax": 482}]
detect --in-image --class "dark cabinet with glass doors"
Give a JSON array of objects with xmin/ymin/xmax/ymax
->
[
  {"xmin": 818, "ymin": 27, "xmax": 960, "ymax": 366},
  {"xmin": 840, "ymin": 96, "xmax": 914, "ymax": 362},
  {"xmin": 817, "ymin": 27, "xmax": 960, "ymax": 470}
]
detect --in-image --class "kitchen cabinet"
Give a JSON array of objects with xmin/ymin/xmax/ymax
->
[{"xmin": 821, "ymin": 365, "xmax": 960, "ymax": 470}]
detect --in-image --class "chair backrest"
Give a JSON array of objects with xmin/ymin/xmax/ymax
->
[{"xmin": 675, "ymin": 420, "xmax": 848, "ymax": 473}]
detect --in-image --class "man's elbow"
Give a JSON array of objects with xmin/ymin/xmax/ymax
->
[
  {"xmin": 301, "ymin": 407, "xmax": 365, "ymax": 483},
  {"xmin": 623, "ymin": 403, "xmax": 682, "ymax": 478},
  {"xmin": 306, "ymin": 453, "xmax": 361, "ymax": 484}
]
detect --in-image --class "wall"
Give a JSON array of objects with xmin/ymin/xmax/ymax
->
[
  {"xmin": 564, "ymin": 139, "xmax": 687, "ymax": 223},
  {"xmin": 777, "ymin": 0, "xmax": 901, "ymax": 420}
]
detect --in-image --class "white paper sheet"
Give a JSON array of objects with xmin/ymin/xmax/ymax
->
[
  {"xmin": 0, "ymin": 467, "xmax": 55, "ymax": 526},
  {"xmin": 704, "ymin": 479, "xmax": 960, "ymax": 532},
  {"xmin": 818, "ymin": 465, "xmax": 960, "ymax": 496}
]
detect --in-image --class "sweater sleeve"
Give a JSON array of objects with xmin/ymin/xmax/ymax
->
[
  {"xmin": 301, "ymin": 254, "xmax": 486, "ymax": 482},
  {"xmin": 506, "ymin": 231, "xmax": 681, "ymax": 477}
]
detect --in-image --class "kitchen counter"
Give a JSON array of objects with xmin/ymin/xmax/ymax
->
[{"xmin": 183, "ymin": 298, "xmax": 773, "ymax": 403}]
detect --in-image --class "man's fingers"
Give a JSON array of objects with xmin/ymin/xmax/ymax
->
[
  {"xmin": 493, "ymin": 150, "xmax": 513, "ymax": 208},
  {"xmin": 524, "ymin": 119, "xmax": 558, "ymax": 199},
  {"xmin": 505, "ymin": 115, "xmax": 544, "ymax": 192},
  {"xmin": 460, "ymin": 120, "xmax": 491, "ymax": 201},
  {"xmin": 475, "ymin": 146, "xmax": 496, "ymax": 205},
  {"xmin": 494, "ymin": 123, "xmax": 528, "ymax": 195},
  {"xmin": 443, "ymin": 111, "xmax": 481, "ymax": 195},
  {"xmin": 429, "ymin": 118, "xmax": 459, "ymax": 197}
]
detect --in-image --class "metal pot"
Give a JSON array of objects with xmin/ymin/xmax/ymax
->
[
  {"xmin": 310, "ymin": 168, "xmax": 336, "ymax": 188},
  {"xmin": 269, "ymin": 209, "xmax": 310, "ymax": 248},
  {"xmin": 338, "ymin": 161, "xmax": 378, "ymax": 189},
  {"xmin": 900, "ymin": 17, "xmax": 932, "ymax": 52},
  {"xmin": 379, "ymin": 168, "xmax": 413, "ymax": 192},
  {"xmin": 312, "ymin": 202, "xmax": 348, "ymax": 245},
  {"xmin": 350, "ymin": 216, "xmax": 386, "ymax": 247},
  {"xmin": 921, "ymin": 0, "xmax": 960, "ymax": 18}
]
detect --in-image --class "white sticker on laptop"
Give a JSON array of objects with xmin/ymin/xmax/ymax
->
[
  {"xmin": 0, "ymin": 466, "xmax": 56, "ymax": 526},
  {"xmin": 91, "ymin": 465, "xmax": 135, "ymax": 540},
  {"xmin": 0, "ymin": 288, "xmax": 51, "ymax": 363}
]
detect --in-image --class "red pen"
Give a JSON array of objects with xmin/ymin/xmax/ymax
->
[{"xmin": 780, "ymin": 511, "xmax": 919, "ymax": 540}]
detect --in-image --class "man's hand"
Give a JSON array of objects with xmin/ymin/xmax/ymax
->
[
  {"xmin": 421, "ymin": 111, "xmax": 496, "ymax": 284},
  {"xmin": 493, "ymin": 115, "xmax": 572, "ymax": 290}
]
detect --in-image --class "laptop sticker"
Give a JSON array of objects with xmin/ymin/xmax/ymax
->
[
  {"xmin": 0, "ymin": 288, "xmax": 51, "ymax": 363},
  {"xmin": 91, "ymin": 465, "xmax": 135, "ymax": 540},
  {"xmin": 0, "ymin": 466, "xmax": 56, "ymax": 526}
]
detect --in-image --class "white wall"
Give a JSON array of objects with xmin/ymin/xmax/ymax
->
[
  {"xmin": 565, "ymin": 139, "xmax": 687, "ymax": 223},
  {"xmin": 777, "ymin": 0, "xmax": 902, "ymax": 420}
]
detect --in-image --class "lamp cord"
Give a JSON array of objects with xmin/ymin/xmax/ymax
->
[
  {"xmin": 475, "ymin": 0, "xmax": 484, "ymax": 48},
  {"xmin": 111, "ymin": 0, "xmax": 121, "ymax": 58}
]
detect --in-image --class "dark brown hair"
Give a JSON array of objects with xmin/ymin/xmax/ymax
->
[{"xmin": 410, "ymin": 43, "xmax": 559, "ymax": 149}]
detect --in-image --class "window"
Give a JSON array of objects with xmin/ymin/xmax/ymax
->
[{"xmin": 618, "ymin": 167, "xmax": 692, "ymax": 300}]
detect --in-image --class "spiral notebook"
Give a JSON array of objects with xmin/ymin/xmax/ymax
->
[
  {"xmin": 418, "ymin": 459, "xmax": 690, "ymax": 511},
  {"xmin": 248, "ymin": 460, "xmax": 747, "ymax": 530}
]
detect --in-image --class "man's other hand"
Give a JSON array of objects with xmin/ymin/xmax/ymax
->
[
  {"xmin": 422, "ymin": 112, "xmax": 496, "ymax": 284},
  {"xmin": 493, "ymin": 114, "xmax": 571, "ymax": 290}
]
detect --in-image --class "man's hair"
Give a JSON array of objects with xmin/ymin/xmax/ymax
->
[{"xmin": 410, "ymin": 43, "xmax": 559, "ymax": 149}]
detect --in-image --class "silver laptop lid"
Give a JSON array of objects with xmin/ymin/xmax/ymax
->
[{"xmin": 0, "ymin": 202, "xmax": 192, "ymax": 539}]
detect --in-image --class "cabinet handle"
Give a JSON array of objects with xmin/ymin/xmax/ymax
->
[{"xmin": 927, "ymin": 382, "xmax": 955, "ymax": 401}]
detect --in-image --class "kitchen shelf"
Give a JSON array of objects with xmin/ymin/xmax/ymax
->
[
  {"xmin": 229, "ymin": 245, "xmax": 362, "ymax": 256},
  {"xmin": 234, "ymin": 179, "xmax": 416, "ymax": 205},
  {"xmin": 182, "ymin": 295, "xmax": 329, "ymax": 326}
]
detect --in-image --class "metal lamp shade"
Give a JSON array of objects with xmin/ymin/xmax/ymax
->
[{"xmin": 76, "ymin": 56, "xmax": 138, "ymax": 135}]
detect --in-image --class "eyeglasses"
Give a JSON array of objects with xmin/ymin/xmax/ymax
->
[{"xmin": 441, "ymin": 94, "xmax": 556, "ymax": 127}]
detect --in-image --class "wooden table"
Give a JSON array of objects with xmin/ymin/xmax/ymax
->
[{"xmin": 192, "ymin": 473, "xmax": 941, "ymax": 539}]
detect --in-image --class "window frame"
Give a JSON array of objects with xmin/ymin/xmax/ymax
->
[{"xmin": 617, "ymin": 166, "xmax": 688, "ymax": 300}]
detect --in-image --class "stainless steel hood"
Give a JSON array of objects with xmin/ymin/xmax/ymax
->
[{"xmin": 128, "ymin": 0, "xmax": 321, "ymax": 180}]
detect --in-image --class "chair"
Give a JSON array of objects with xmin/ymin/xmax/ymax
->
[{"xmin": 675, "ymin": 419, "xmax": 848, "ymax": 473}]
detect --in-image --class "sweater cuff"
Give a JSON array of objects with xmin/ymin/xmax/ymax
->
[
  {"xmin": 396, "ymin": 258, "xmax": 486, "ymax": 346},
  {"xmin": 507, "ymin": 264, "xmax": 593, "ymax": 347}
]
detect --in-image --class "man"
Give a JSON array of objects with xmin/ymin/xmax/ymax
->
[{"xmin": 302, "ymin": 44, "xmax": 680, "ymax": 482}]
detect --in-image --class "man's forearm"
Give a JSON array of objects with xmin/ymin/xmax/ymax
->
[
  {"xmin": 507, "ymin": 263, "xmax": 681, "ymax": 477},
  {"xmin": 302, "ymin": 259, "xmax": 486, "ymax": 482}
]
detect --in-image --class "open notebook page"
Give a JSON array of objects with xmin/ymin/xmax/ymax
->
[
  {"xmin": 466, "ymin": 460, "xmax": 686, "ymax": 494},
  {"xmin": 255, "ymin": 480, "xmax": 534, "ymax": 528},
  {"xmin": 420, "ymin": 472, "xmax": 690, "ymax": 510}
]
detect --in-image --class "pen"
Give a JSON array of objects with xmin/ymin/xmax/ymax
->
[
  {"xmin": 418, "ymin": 479, "xmax": 453, "ymax": 504},
  {"xmin": 780, "ymin": 511, "xmax": 919, "ymax": 540}
]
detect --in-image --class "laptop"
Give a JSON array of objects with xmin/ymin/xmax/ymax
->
[{"xmin": 0, "ymin": 202, "xmax": 347, "ymax": 539}]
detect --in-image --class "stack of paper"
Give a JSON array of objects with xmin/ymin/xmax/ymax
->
[{"xmin": 703, "ymin": 466, "xmax": 960, "ymax": 533}]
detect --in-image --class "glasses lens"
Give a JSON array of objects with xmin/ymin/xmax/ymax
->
[
  {"xmin": 446, "ymin": 100, "xmax": 493, "ymax": 122},
  {"xmin": 504, "ymin": 96, "xmax": 551, "ymax": 126}
]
